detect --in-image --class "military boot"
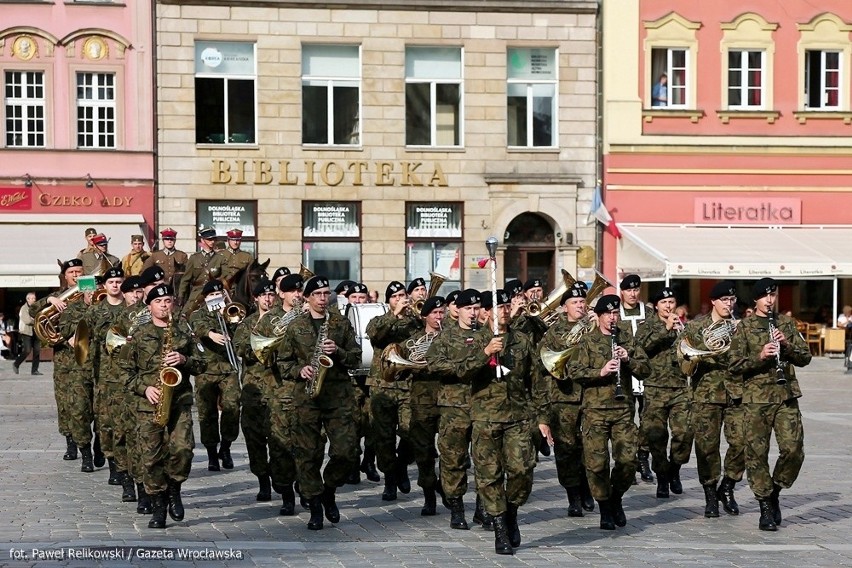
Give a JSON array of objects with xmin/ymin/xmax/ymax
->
[
  {"xmin": 121, "ymin": 473, "xmax": 137, "ymax": 502},
  {"xmin": 506, "ymin": 503, "xmax": 521, "ymax": 548},
  {"xmin": 668, "ymin": 461, "xmax": 683, "ymax": 494},
  {"xmin": 136, "ymin": 483, "xmax": 153, "ymax": 514},
  {"xmin": 580, "ymin": 476, "xmax": 595, "ymax": 512},
  {"xmin": 656, "ymin": 472, "xmax": 670, "ymax": 498},
  {"xmin": 492, "ymin": 514, "xmax": 514, "ymax": 555},
  {"xmin": 769, "ymin": 484, "xmax": 783, "ymax": 526},
  {"xmin": 610, "ymin": 492, "xmax": 627, "ymax": 527},
  {"xmin": 716, "ymin": 477, "xmax": 740, "ymax": 515},
  {"xmin": 638, "ymin": 450, "xmax": 654, "ymax": 482},
  {"xmin": 218, "ymin": 441, "xmax": 234, "ymax": 470},
  {"xmin": 421, "ymin": 488, "xmax": 437, "ymax": 516},
  {"xmin": 758, "ymin": 499, "xmax": 777, "ymax": 531},
  {"xmin": 256, "ymin": 475, "xmax": 272, "ymax": 502},
  {"xmin": 598, "ymin": 500, "xmax": 615, "ymax": 530},
  {"xmin": 147, "ymin": 493, "xmax": 167, "ymax": 529},
  {"xmin": 473, "ymin": 495, "xmax": 493, "ymax": 530},
  {"xmin": 167, "ymin": 480, "xmax": 184, "ymax": 521},
  {"xmin": 63, "ymin": 435, "xmax": 78, "ymax": 461},
  {"xmin": 307, "ymin": 495, "xmax": 324, "ymax": 530},
  {"xmin": 92, "ymin": 433, "xmax": 106, "ymax": 468},
  {"xmin": 80, "ymin": 443, "xmax": 94, "ymax": 473},
  {"xmin": 345, "ymin": 465, "xmax": 361, "ymax": 485},
  {"xmin": 360, "ymin": 449, "xmax": 380, "ymax": 482},
  {"xmin": 538, "ymin": 435, "xmax": 552, "ymax": 457},
  {"xmin": 321, "ymin": 485, "xmax": 340, "ymax": 524},
  {"xmin": 107, "ymin": 458, "xmax": 122, "ymax": 485},
  {"xmin": 566, "ymin": 487, "xmax": 584, "ymax": 517},
  {"xmin": 447, "ymin": 497, "xmax": 469, "ymax": 530},
  {"xmin": 381, "ymin": 471, "xmax": 398, "ymax": 501},
  {"xmin": 396, "ymin": 462, "xmax": 411, "ymax": 494},
  {"xmin": 703, "ymin": 483, "xmax": 720, "ymax": 518},
  {"xmin": 279, "ymin": 483, "xmax": 295, "ymax": 516},
  {"xmin": 205, "ymin": 445, "xmax": 220, "ymax": 471}
]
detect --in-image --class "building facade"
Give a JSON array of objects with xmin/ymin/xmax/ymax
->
[
  {"xmin": 602, "ymin": 0, "xmax": 852, "ymax": 319},
  {"xmin": 157, "ymin": 0, "xmax": 598, "ymax": 293}
]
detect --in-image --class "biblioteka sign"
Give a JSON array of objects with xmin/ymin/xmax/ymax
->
[{"xmin": 694, "ymin": 197, "xmax": 801, "ymax": 225}]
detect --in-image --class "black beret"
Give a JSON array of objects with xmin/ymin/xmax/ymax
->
[
  {"xmin": 651, "ymin": 287, "xmax": 676, "ymax": 306},
  {"xmin": 304, "ymin": 275, "xmax": 330, "ymax": 296},
  {"xmin": 752, "ymin": 277, "xmax": 777, "ymax": 302},
  {"xmin": 145, "ymin": 284, "xmax": 173, "ymax": 305},
  {"xmin": 445, "ymin": 290, "xmax": 461, "ymax": 305},
  {"xmin": 62, "ymin": 258, "xmax": 83, "ymax": 272},
  {"xmin": 103, "ymin": 266, "xmax": 124, "ymax": 280},
  {"xmin": 620, "ymin": 274, "xmax": 641, "ymax": 290},
  {"xmin": 480, "ymin": 291, "xmax": 493, "ymax": 310},
  {"xmin": 120, "ymin": 276, "xmax": 142, "ymax": 293},
  {"xmin": 710, "ymin": 280, "xmax": 737, "ymax": 300},
  {"xmin": 494, "ymin": 289, "xmax": 510, "ymax": 307},
  {"xmin": 279, "ymin": 274, "xmax": 304, "ymax": 293},
  {"xmin": 523, "ymin": 278, "xmax": 543, "ymax": 291},
  {"xmin": 272, "ymin": 267, "xmax": 291, "ymax": 281},
  {"xmin": 139, "ymin": 266, "xmax": 165, "ymax": 287},
  {"xmin": 594, "ymin": 294, "xmax": 621, "ymax": 314},
  {"xmin": 346, "ymin": 283, "xmax": 368, "ymax": 297},
  {"xmin": 504, "ymin": 278, "xmax": 523, "ymax": 296},
  {"xmin": 335, "ymin": 280, "xmax": 356, "ymax": 294},
  {"xmin": 252, "ymin": 278, "xmax": 275, "ymax": 296},
  {"xmin": 385, "ymin": 281, "xmax": 405, "ymax": 302},
  {"xmin": 202, "ymin": 279, "xmax": 224, "ymax": 296},
  {"xmin": 198, "ymin": 226, "xmax": 216, "ymax": 239},
  {"xmin": 407, "ymin": 278, "xmax": 427, "ymax": 294},
  {"xmin": 420, "ymin": 296, "xmax": 445, "ymax": 317},
  {"xmin": 455, "ymin": 288, "xmax": 481, "ymax": 308},
  {"xmin": 574, "ymin": 280, "xmax": 589, "ymax": 291},
  {"xmin": 561, "ymin": 282, "xmax": 587, "ymax": 304}
]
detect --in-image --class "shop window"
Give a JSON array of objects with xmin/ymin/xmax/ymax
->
[
  {"xmin": 301, "ymin": 44, "xmax": 360, "ymax": 146},
  {"xmin": 405, "ymin": 46, "xmax": 462, "ymax": 147},
  {"xmin": 197, "ymin": 200, "xmax": 258, "ymax": 255},
  {"xmin": 4, "ymin": 70, "xmax": 45, "ymax": 147},
  {"xmin": 507, "ymin": 47, "xmax": 557, "ymax": 148},
  {"xmin": 303, "ymin": 201, "xmax": 361, "ymax": 287},
  {"xmin": 76, "ymin": 72, "xmax": 115, "ymax": 148},
  {"xmin": 194, "ymin": 41, "xmax": 256, "ymax": 145},
  {"xmin": 406, "ymin": 202, "xmax": 462, "ymax": 291},
  {"xmin": 727, "ymin": 50, "xmax": 764, "ymax": 109},
  {"xmin": 805, "ymin": 50, "xmax": 841, "ymax": 109}
]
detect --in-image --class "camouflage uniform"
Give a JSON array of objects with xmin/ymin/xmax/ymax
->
[
  {"xmin": 566, "ymin": 324, "xmax": 650, "ymax": 501},
  {"xmin": 681, "ymin": 315, "xmax": 746, "ymax": 486},
  {"xmin": 276, "ymin": 312, "xmax": 361, "ymax": 498},
  {"xmin": 57, "ymin": 299, "xmax": 96, "ymax": 447},
  {"xmin": 403, "ymin": 329, "xmax": 443, "ymax": 492},
  {"xmin": 635, "ymin": 315, "xmax": 694, "ymax": 479},
  {"xmin": 90, "ymin": 299, "xmax": 129, "ymax": 459},
  {"xmin": 114, "ymin": 304, "xmax": 150, "ymax": 480},
  {"xmin": 465, "ymin": 326, "xmax": 537, "ymax": 516},
  {"xmin": 729, "ymin": 313, "xmax": 811, "ymax": 499},
  {"xmin": 120, "ymin": 319, "xmax": 205, "ymax": 495},
  {"xmin": 177, "ymin": 250, "xmax": 227, "ymax": 310},
  {"xmin": 31, "ymin": 292, "xmax": 74, "ymax": 438},
  {"xmin": 77, "ymin": 249, "xmax": 119, "ymax": 275},
  {"xmin": 143, "ymin": 249, "xmax": 188, "ymax": 290},
  {"xmin": 366, "ymin": 310, "xmax": 421, "ymax": 475},
  {"xmin": 221, "ymin": 247, "xmax": 254, "ymax": 285},
  {"xmin": 188, "ymin": 308, "xmax": 241, "ymax": 449}
]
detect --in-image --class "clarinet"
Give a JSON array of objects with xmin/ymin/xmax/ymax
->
[
  {"xmin": 610, "ymin": 320, "xmax": 625, "ymax": 401},
  {"xmin": 766, "ymin": 310, "xmax": 787, "ymax": 385}
]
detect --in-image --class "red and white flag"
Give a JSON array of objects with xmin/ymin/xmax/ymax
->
[{"xmin": 587, "ymin": 184, "xmax": 621, "ymax": 239}]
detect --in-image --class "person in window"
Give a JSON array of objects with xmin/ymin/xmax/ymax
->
[
  {"xmin": 652, "ymin": 74, "xmax": 668, "ymax": 107},
  {"xmin": 837, "ymin": 305, "xmax": 852, "ymax": 329}
]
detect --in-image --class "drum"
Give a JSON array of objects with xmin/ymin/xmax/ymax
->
[{"xmin": 347, "ymin": 303, "xmax": 389, "ymax": 375}]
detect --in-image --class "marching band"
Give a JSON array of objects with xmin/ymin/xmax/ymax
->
[{"xmin": 27, "ymin": 226, "xmax": 812, "ymax": 552}]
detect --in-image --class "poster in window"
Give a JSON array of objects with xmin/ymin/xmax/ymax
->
[
  {"xmin": 197, "ymin": 201, "xmax": 256, "ymax": 237},
  {"xmin": 195, "ymin": 41, "xmax": 255, "ymax": 76},
  {"xmin": 435, "ymin": 243, "xmax": 461, "ymax": 280},
  {"xmin": 304, "ymin": 202, "xmax": 359, "ymax": 238},
  {"xmin": 406, "ymin": 203, "xmax": 461, "ymax": 238}
]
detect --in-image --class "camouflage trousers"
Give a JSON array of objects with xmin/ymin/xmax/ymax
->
[
  {"xmin": 691, "ymin": 400, "xmax": 746, "ymax": 486},
  {"xmin": 352, "ymin": 380, "xmax": 372, "ymax": 456},
  {"xmin": 68, "ymin": 371, "xmax": 94, "ymax": 447},
  {"xmin": 240, "ymin": 384, "xmax": 271, "ymax": 479},
  {"xmin": 582, "ymin": 407, "xmax": 638, "ymax": 501},
  {"xmin": 438, "ymin": 405, "xmax": 472, "ymax": 498},
  {"xmin": 194, "ymin": 372, "xmax": 241, "ymax": 447},
  {"xmin": 472, "ymin": 420, "xmax": 535, "ymax": 517},
  {"xmin": 370, "ymin": 386, "xmax": 411, "ymax": 474},
  {"xmin": 268, "ymin": 392, "xmax": 298, "ymax": 493},
  {"xmin": 136, "ymin": 404, "xmax": 194, "ymax": 495},
  {"xmin": 95, "ymin": 380, "xmax": 125, "ymax": 458},
  {"xmin": 410, "ymin": 402, "xmax": 440, "ymax": 490},
  {"xmin": 123, "ymin": 394, "xmax": 143, "ymax": 480},
  {"xmin": 290, "ymin": 380, "xmax": 357, "ymax": 498},
  {"xmin": 53, "ymin": 350, "xmax": 74, "ymax": 436},
  {"xmin": 550, "ymin": 402, "xmax": 585, "ymax": 489},
  {"xmin": 641, "ymin": 386, "xmax": 694, "ymax": 477},
  {"xmin": 634, "ymin": 390, "xmax": 649, "ymax": 452},
  {"xmin": 744, "ymin": 399, "xmax": 804, "ymax": 499}
]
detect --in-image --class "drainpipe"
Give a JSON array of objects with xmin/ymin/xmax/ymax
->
[
  {"xmin": 594, "ymin": 0, "xmax": 604, "ymax": 276},
  {"xmin": 150, "ymin": 0, "xmax": 159, "ymax": 247}
]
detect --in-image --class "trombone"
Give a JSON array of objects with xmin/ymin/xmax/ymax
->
[{"xmin": 205, "ymin": 293, "xmax": 242, "ymax": 374}]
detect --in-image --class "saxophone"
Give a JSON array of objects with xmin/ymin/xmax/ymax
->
[
  {"xmin": 305, "ymin": 313, "xmax": 333, "ymax": 399},
  {"xmin": 153, "ymin": 311, "xmax": 183, "ymax": 427}
]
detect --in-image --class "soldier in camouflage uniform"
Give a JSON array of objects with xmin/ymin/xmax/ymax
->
[
  {"xmin": 425, "ymin": 288, "xmax": 481, "ymax": 530},
  {"xmin": 220, "ymin": 228, "xmax": 254, "ymax": 285},
  {"xmin": 566, "ymin": 294, "xmax": 650, "ymax": 531},
  {"xmin": 78, "ymin": 233, "xmax": 119, "ymax": 275},
  {"xmin": 367, "ymin": 281, "xmax": 421, "ymax": 500},
  {"xmin": 464, "ymin": 289, "xmax": 537, "ymax": 555},
  {"xmin": 678, "ymin": 280, "xmax": 746, "ymax": 518},
  {"xmin": 635, "ymin": 287, "xmax": 694, "ymax": 499},
  {"xmin": 177, "ymin": 226, "xmax": 227, "ymax": 312},
  {"xmin": 535, "ymin": 283, "xmax": 595, "ymax": 517},
  {"xmin": 120, "ymin": 284, "xmax": 206, "ymax": 529},
  {"xmin": 188, "ymin": 279, "xmax": 242, "ymax": 472},
  {"xmin": 729, "ymin": 277, "xmax": 811, "ymax": 531},
  {"xmin": 276, "ymin": 275, "xmax": 362, "ymax": 530},
  {"xmin": 143, "ymin": 227, "xmax": 188, "ymax": 291}
]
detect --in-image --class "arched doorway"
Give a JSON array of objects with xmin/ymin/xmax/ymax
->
[{"xmin": 503, "ymin": 212, "xmax": 555, "ymax": 290}]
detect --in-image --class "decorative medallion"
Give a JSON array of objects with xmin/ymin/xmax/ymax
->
[
  {"xmin": 577, "ymin": 246, "xmax": 596, "ymax": 268},
  {"xmin": 82, "ymin": 37, "xmax": 108, "ymax": 61},
  {"xmin": 12, "ymin": 35, "xmax": 37, "ymax": 61}
]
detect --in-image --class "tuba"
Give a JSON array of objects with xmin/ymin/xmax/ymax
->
[
  {"xmin": 412, "ymin": 272, "xmax": 447, "ymax": 315},
  {"xmin": 105, "ymin": 326, "xmax": 128, "ymax": 355},
  {"xmin": 299, "ymin": 263, "xmax": 315, "ymax": 280},
  {"xmin": 73, "ymin": 319, "xmax": 91, "ymax": 366},
  {"xmin": 153, "ymin": 312, "xmax": 182, "ymax": 427},
  {"xmin": 305, "ymin": 314, "xmax": 332, "ymax": 399}
]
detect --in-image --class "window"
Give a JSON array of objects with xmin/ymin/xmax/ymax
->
[
  {"xmin": 728, "ymin": 50, "xmax": 764, "ymax": 108},
  {"xmin": 406, "ymin": 202, "xmax": 462, "ymax": 290},
  {"xmin": 405, "ymin": 47, "xmax": 462, "ymax": 147},
  {"xmin": 194, "ymin": 41, "xmax": 256, "ymax": 145},
  {"xmin": 4, "ymin": 71, "xmax": 45, "ymax": 147},
  {"xmin": 197, "ymin": 200, "xmax": 258, "ymax": 255},
  {"xmin": 650, "ymin": 48, "xmax": 688, "ymax": 108},
  {"xmin": 805, "ymin": 50, "xmax": 841, "ymax": 110},
  {"xmin": 76, "ymin": 72, "xmax": 115, "ymax": 148},
  {"xmin": 301, "ymin": 45, "xmax": 360, "ymax": 146},
  {"xmin": 507, "ymin": 48, "xmax": 557, "ymax": 148},
  {"xmin": 303, "ymin": 202, "xmax": 361, "ymax": 287}
]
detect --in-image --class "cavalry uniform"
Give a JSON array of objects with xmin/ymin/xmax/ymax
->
[
  {"xmin": 121, "ymin": 235, "xmax": 150, "ymax": 277},
  {"xmin": 78, "ymin": 233, "xmax": 119, "ymax": 274},
  {"xmin": 221, "ymin": 228, "xmax": 254, "ymax": 285},
  {"xmin": 143, "ymin": 228, "xmax": 188, "ymax": 290}
]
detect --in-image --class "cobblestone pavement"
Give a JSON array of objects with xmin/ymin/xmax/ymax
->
[{"xmin": 0, "ymin": 356, "xmax": 850, "ymax": 567}]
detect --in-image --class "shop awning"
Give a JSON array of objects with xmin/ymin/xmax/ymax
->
[
  {"xmin": 0, "ymin": 214, "xmax": 147, "ymax": 288},
  {"xmin": 617, "ymin": 224, "xmax": 852, "ymax": 282}
]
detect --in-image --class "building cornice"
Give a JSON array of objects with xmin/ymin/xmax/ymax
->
[
  {"xmin": 159, "ymin": 0, "xmax": 599, "ymax": 14},
  {"xmin": 484, "ymin": 173, "xmax": 585, "ymax": 186}
]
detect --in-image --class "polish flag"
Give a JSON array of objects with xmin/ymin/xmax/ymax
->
[{"xmin": 588, "ymin": 184, "xmax": 621, "ymax": 239}]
